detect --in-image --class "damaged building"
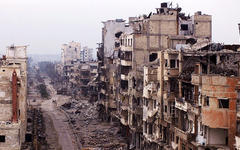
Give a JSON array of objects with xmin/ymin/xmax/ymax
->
[
  {"xmin": 0, "ymin": 45, "xmax": 28, "ymax": 150},
  {"xmin": 97, "ymin": 2, "xmax": 240, "ymax": 150},
  {"xmin": 57, "ymin": 41, "xmax": 98, "ymax": 99}
]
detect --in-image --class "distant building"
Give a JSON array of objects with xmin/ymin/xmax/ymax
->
[
  {"xmin": 81, "ymin": 46, "xmax": 93, "ymax": 62},
  {"xmin": 61, "ymin": 41, "xmax": 81, "ymax": 65}
]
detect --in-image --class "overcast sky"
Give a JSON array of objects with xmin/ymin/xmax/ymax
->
[{"xmin": 0, "ymin": 0, "xmax": 239, "ymax": 55}]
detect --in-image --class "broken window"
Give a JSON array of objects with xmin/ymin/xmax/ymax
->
[
  {"xmin": 170, "ymin": 59, "xmax": 176, "ymax": 68},
  {"xmin": 170, "ymin": 78, "xmax": 177, "ymax": 92},
  {"xmin": 25, "ymin": 134, "xmax": 32, "ymax": 142},
  {"xmin": 149, "ymin": 53, "xmax": 158, "ymax": 62},
  {"xmin": 204, "ymin": 96, "xmax": 209, "ymax": 106},
  {"xmin": 170, "ymin": 102, "xmax": 175, "ymax": 116},
  {"xmin": 137, "ymin": 97, "xmax": 141, "ymax": 105},
  {"xmin": 219, "ymin": 98, "xmax": 229, "ymax": 108},
  {"xmin": 144, "ymin": 122, "xmax": 147, "ymax": 133},
  {"xmin": 0, "ymin": 135, "xmax": 5, "ymax": 142},
  {"xmin": 181, "ymin": 24, "xmax": 188, "ymax": 31},
  {"xmin": 153, "ymin": 100, "xmax": 156, "ymax": 109},
  {"xmin": 149, "ymin": 124, "xmax": 153, "ymax": 135},
  {"xmin": 165, "ymin": 59, "xmax": 168, "ymax": 67},
  {"xmin": 182, "ymin": 143, "xmax": 186, "ymax": 150},
  {"xmin": 165, "ymin": 105, "xmax": 167, "ymax": 113},
  {"xmin": 115, "ymin": 32, "xmax": 123, "ymax": 38},
  {"xmin": 171, "ymin": 132, "xmax": 174, "ymax": 141},
  {"xmin": 237, "ymin": 121, "xmax": 240, "ymax": 135},
  {"xmin": 132, "ymin": 77, "xmax": 136, "ymax": 89}
]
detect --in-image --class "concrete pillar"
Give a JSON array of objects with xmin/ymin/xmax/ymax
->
[
  {"xmin": 159, "ymin": 51, "xmax": 164, "ymax": 115},
  {"xmin": 178, "ymin": 50, "xmax": 183, "ymax": 98},
  {"xmin": 216, "ymin": 54, "xmax": 220, "ymax": 65},
  {"xmin": 238, "ymin": 61, "xmax": 240, "ymax": 77},
  {"xmin": 207, "ymin": 55, "xmax": 210, "ymax": 74},
  {"xmin": 12, "ymin": 70, "xmax": 18, "ymax": 123}
]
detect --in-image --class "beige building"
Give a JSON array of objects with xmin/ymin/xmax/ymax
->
[
  {"xmin": 61, "ymin": 41, "xmax": 81, "ymax": 65},
  {"xmin": 0, "ymin": 45, "xmax": 28, "ymax": 150},
  {"xmin": 96, "ymin": 2, "xmax": 240, "ymax": 150}
]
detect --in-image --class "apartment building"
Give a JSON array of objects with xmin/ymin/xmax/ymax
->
[
  {"xmin": 0, "ymin": 45, "xmax": 28, "ymax": 150},
  {"xmin": 81, "ymin": 46, "xmax": 93, "ymax": 62},
  {"xmin": 97, "ymin": 2, "xmax": 240, "ymax": 150}
]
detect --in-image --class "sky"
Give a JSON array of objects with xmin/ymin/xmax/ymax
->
[{"xmin": 0, "ymin": 0, "xmax": 239, "ymax": 55}]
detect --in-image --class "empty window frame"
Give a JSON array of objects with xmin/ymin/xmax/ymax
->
[
  {"xmin": 153, "ymin": 100, "xmax": 156, "ymax": 109},
  {"xmin": 165, "ymin": 105, "xmax": 167, "ymax": 113},
  {"xmin": 218, "ymin": 98, "xmax": 229, "ymax": 108},
  {"xmin": 204, "ymin": 96, "xmax": 209, "ymax": 106},
  {"xmin": 170, "ymin": 59, "xmax": 176, "ymax": 68},
  {"xmin": 165, "ymin": 59, "xmax": 168, "ymax": 67},
  {"xmin": 0, "ymin": 135, "xmax": 5, "ymax": 142},
  {"xmin": 181, "ymin": 24, "xmax": 188, "ymax": 31}
]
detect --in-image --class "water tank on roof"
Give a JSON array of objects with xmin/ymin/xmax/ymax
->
[
  {"xmin": 238, "ymin": 23, "xmax": 240, "ymax": 35},
  {"xmin": 161, "ymin": 2, "xmax": 168, "ymax": 8}
]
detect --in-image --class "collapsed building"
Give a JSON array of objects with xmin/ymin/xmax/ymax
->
[
  {"xmin": 0, "ymin": 45, "xmax": 28, "ymax": 150},
  {"xmin": 97, "ymin": 2, "xmax": 240, "ymax": 150},
  {"xmin": 57, "ymin": 41, "xmax": 98, "ymax": 99}
]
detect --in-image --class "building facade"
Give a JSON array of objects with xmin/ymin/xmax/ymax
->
[
  {"xmin": 97, "ymin": 2, "xmax": 240, "ymax": 150},
  {"xmin": 0, "ymin": 45, "xmax": 28, "ymax": 150}
]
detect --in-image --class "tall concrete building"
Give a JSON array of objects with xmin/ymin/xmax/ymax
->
[
  {"xmin": 97, "ymin": 2, "xmax": 240, "ymax": 150},
  {"xmin": 61, "ymin": 41, "xmax": 81, "ymax": 65},
  {"xmin": 0, "ymin": 45, "xmax": 28, "ymax": 150},
  {"xmin": 81, "ymin": 46, "xmax": 93, "ymax": 62}
]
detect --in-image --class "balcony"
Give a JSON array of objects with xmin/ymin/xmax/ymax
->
[
  {"xmin": 144, "ymin": 66, "xmax": 157, "ymax": 82},
  {"xmin": 175, "ymin": 127, "xmax": 191, "ymax": 141},
  {"xmin": 189, "ymin": 104, "xmax": 200, "ymax": 115},
  {"xmin": 121, "ymin": 98, "xmax": 129, "ymax": 111},
  {"xmin": 143, "ymin": 133, "xmax": 163, "ymax": 145},
  {"xmin": 100, "ymin": 76, "xmax": 105, "ymax": 82},
  {"xmin": 132, "ymin": 105, "xmax": 143, "ymax": 115},
  {"xmin": 175, "ymin": 99, "xmax": 190, "ymax": 112},
  {"xmin": 164, "ymin": 68, "xmax": 179, "ymax": 77},
  {"xmin": 121, "ymin": 46, "xmax": 133, "ymax": 51},
  {"xmin": 143, "ymin": 106, "xmax": 158, "ymax": 121},
  {"xmin": 120, "ymin": 110, "xmax": 128, "ymax": 126},
  {"xmin": 143, "ymin": 83, "xmax": 157, "ymax": 99},
  {"xmin": 121, "ymin": 74, "xmax": 128, "ymax": 81},
  {"xmin": 121, "ymin": 60, "xmax": 132, "ymax": 66},
  {"xmin": 163, "ymin": 92, "xmax": 176, "ymax": 101},
  {"xmin": 109, "ymin": 100, "xmax": 117, "ymax": 109},
  {"xmin": 100, "ymin": 88, "xmax": 106, "ymax": 94},
  {"xmin": 191, "ymin": 74, "xmax": 202, "ymax": 85}
]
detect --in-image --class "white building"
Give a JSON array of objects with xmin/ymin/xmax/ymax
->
[
  {"xmin": 61, "ymin": 41, "xmax": 81, "ymax": 65},
  {"xmin": 81, "ymin": 46, "xmax": 93, "ymax": 62}
]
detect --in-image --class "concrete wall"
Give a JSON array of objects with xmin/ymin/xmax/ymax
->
[
  {"xmin": 208, "ymin": 128, "xmax": 227, "ymax": 145},
  {"xmin": 199, "ymin": 75, "xmax": 238, "ymax": 149},
  {"xmin": 103, "ymin": 20, "xmax": 133, "ymax": 57}
]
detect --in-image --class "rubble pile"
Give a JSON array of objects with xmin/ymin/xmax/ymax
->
[{"xmin": 61, "ymin": 98, "xmax": 128, "ymax": 150}]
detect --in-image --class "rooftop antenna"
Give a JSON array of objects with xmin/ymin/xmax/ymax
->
[
  {"xmin": 169, "ymin": 2, "xmax": 173, "ymax": 8},
  {"xmin": 238, "ymin": 23, "xmax": 240, "ymax": 42}
]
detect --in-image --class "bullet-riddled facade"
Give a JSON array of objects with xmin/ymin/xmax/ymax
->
[
  {"xmin": 97, "ymin": 2, "xmax": 240, "ymax": 150},
  {"xmin": 0, "ymin": 45, "xmax": 28, "ymax": 150}
]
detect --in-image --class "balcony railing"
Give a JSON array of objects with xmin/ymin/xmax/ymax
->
[
  {"xmin": 121, "ymin": 60, "xmax": 132, "ymax": 66},
  {"xmin": 164, "ymin": 68, "xmax": 179, "ymax": 77},
  {"xmin": 191, "ymin": 74, "xmax": 202, "ymax": 85}
]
